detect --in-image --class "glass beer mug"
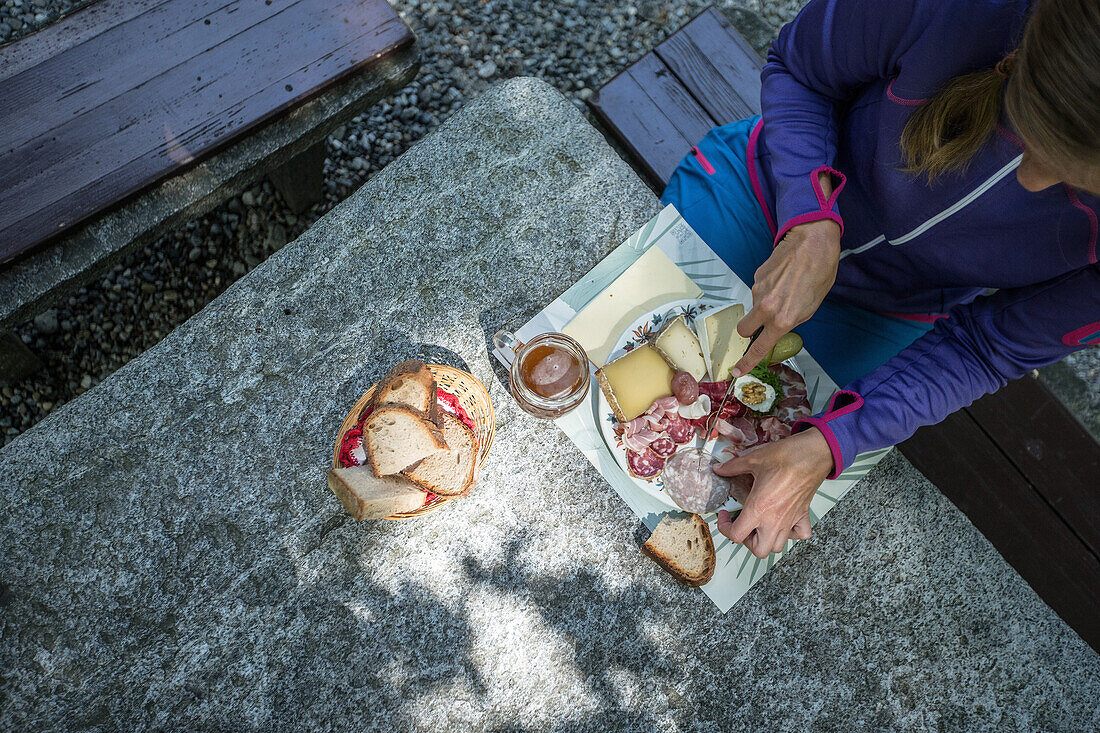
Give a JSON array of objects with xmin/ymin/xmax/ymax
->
[{"xmin": 493, "ymin": 330, "xmax": 590, "ymax": 419}]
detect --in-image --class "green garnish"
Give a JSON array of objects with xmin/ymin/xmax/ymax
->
[{"xmin": 749, "ymin": 362, "xmax": 784, "ymax": 398}]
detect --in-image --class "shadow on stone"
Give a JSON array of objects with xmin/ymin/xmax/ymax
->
[{"xmin": 462, "ymin": 532, "xmax": 679, "ymax": 728}]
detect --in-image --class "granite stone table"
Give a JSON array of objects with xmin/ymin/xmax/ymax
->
[{"xmin": 2, "ymin": 78, "xmax": 1098, "ymax": 731}]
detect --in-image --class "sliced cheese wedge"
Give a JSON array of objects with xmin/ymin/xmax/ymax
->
[
  {"xmin": 563, "ymin": 246, "xmax": 703, "ymax": 367},
  {"xmin": 652, "ymin": 314, "xmax": 707, "ymax": 381},
  {"xmin": 596, "ymin": 344, "xmax": 674, "ymax": 422},
  {"xmin": 703, "ymin": 304, "xmax": 751, "ymax": 382}
]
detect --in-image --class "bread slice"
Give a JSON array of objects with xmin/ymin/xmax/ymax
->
[
  {"xmin": 328, "ymin": 466, "xmax": 427, "ymax": 520},
  {"xmin": 372, "ymin": 360, "xmax": 442, "ymax": 425},
  {"xmin": 403, "ymin": 412, "xmax": 477, "ymax": 496},
  {"xmin": 641, "ymin": 513, "xmax": 716, "ymax": 587},
  {"xmin": 363, "ymin": 405, "xmax": 448, "ymax": 476}
]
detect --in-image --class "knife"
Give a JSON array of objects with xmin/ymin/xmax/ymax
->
[{"xmin": 704, "ymin": 326, "xmax": 764, "ymax": 439}]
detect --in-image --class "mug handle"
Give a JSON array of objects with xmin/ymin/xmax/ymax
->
[{"xmin": 493, "ymin": 329, "xmax": 524, "ymax": 367}]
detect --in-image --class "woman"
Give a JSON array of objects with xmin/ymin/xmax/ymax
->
[{"xmin": 660, "ymin": 0, "xmax": 1100, "ymax": 558}]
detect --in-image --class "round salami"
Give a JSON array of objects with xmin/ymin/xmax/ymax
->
[
  {"xmin": 649, "ymin": 436, "xmax": 677, "ymax": 457},
  {"xmin": 627, "ymin": 448, "xmax": 666, "ymax": 479}
]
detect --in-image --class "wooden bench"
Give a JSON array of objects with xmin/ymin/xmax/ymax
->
[
  {"xmin": 588, "ymin": 5, "xmax": 1100, "ymax": 651},
  {"xmin": 0, "ymin": 0, "xmax": 419, "ymax": 379}
]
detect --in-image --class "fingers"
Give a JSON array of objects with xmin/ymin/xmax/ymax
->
[
  {"xmin": 716, "ymin": 509, "xmax": 733, "ymax": 538},
  {"xmin": 791, "ymin": 514, "xmax": 812, "ymax": 540},
  {"xmin": 725, "ymin": 505, "xmax": 758, "ymax": 544},
  {"xmin": 736, "ymin": 305, "xmax": 766, "ymax": 340},
  {"xmin": 731, "ymin": 325, "xmax": 784, "ymax": 379},
  {"xmin": 713, "ymin": 451, "xmax": 760, "ymax": 477},
  {"xmin": 771, "ymin": 529, "xmax": 790, "ymax": 555},
  {"xmin": 742, "ymin": 530, "xmax": 765, "ymax": 558},
  {"xmin": 752, "ymin": 524, "xmax": 780, "ymax": 559}
]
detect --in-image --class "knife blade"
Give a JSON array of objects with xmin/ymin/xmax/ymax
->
[{"xmin": 704, "ymin": 325, "xmax": 764, "ymax": 439}]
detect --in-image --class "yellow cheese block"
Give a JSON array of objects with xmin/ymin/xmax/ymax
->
[
  {"xmin": 595, "ymin": 344, "xmax": 675, "ymax": 422},
  {"xmin": 704, "ymin": 304, "xmax": 751, "ymax": 381},
  {"xmin": 563, "ymin": 246, "xmax": 703, "ymax": 367}
]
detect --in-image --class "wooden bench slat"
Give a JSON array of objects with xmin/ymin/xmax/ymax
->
[
  {"xmin": 900, "ymin": 409, "xmax": 1100, "ymax": 650},
  {"xmin": 0, "ymin": 0, "xmax": 414, "ymax": 263},
  {"xmin": 654, "ymin": 6, "xmax": 763, "ymax": 124},
  {"xmin": 588, "ymin": 53, "xmax": 715, "ymax": 188},
  {"xmin": 966, "ymin": 377, "xmax": 1100, "ymax": 561},
  {"xmin": 2, "ymin": 0, "xmax": 296, "ymax": 153},
  {"xmin": 0, "ymin": 0, "xmax": 166, "ymax": 77}
]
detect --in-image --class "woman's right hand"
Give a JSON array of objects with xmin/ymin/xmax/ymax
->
[{"xmin": 731, "ymin": 217, "xmax": 842, "ymax": 378}]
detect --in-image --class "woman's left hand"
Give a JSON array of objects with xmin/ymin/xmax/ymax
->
[{"xmin": 714, "ymin": 427, "xmax": 834, "ymax": 558}]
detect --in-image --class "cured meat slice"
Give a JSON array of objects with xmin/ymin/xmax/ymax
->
[
  {"xmin": 649, "ymin": 436, "xmax": 677, "ymax": 457},
  {"xmin": 666, "ymin": 414, "xmax": 695, "ymax": 444},
  {"xmin": 722, "ymin": 440, "xmax": 767, "ymax": 462},
  {"xmin": 652, "ymin": 395, "xmax": 680, "ymax": 413},
  {"xmin": 757, "ymin": 416, "xmax": 792, "ymax": 442},
  {"xmin": 698, "ymin": 381, "xmax": 730, "ymax": 402},
  {"xmin": 627, "ymin": 448, "xmax": 666, "ymax": 479},
  {"xmin": 774, "ymin": 395, "xmax": 812, "ymax": 425},
  {"xmin": 623, "ymin": 430, "xmax": 657, "ymax": 453},
  {"xmin": 772, "ymin": 364, "xmax": 808, "ymax": 399},
  {"xmin": 716, "ymin": 416, "xmax": 761, "ymax": 451}
]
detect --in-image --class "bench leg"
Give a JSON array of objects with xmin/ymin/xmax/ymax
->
[
  {"xmin": 0, "ymin": 330, "xmax": 43, "ymax": 382},
  {"xmin": 268, "ymin": 141, "xmax": 327, "ymax": 214}
]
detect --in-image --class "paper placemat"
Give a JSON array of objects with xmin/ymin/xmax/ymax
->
[{"xmin": 493, "ymin": 204, "xmax": 890, "ymax": 612}]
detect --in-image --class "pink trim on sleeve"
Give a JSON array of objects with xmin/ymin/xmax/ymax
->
[
  {"xmin": 823, "ymin": 389, "xmax": 864, "ymax": 419},
  {"xmin": 811, "ymin": 165, "xmax": 847, "ymax": 210},
  {"xmin": 1064, "ymin": 185, "xmax": 1098, "ymax": 264},
  {"xmin": 886, "ymin": 78, "xmax": 929, "ymax": 107},
  {"xmin": 747, "ymin": 119, "xmax": 778, "ymax": 239},
  {"xmin": 791, "ymin": 417, "xmax": 844, "ymax": 479},
  {"xmin": 774, "ymin": 166, "xmax": 847, "ymax": 245},
  {"xmin": 775, "ymin": 211, "xmax": 845, "ymax": 245}
]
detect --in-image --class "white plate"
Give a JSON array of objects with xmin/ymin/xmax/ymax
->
[{"xmin": 595, "ymin": 298, "xmax": 742, "ymax": 513}]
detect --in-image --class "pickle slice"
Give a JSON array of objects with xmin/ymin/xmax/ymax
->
[{"xmin": 768, "ymin": 332, "xmax": 804, "ymax": 364}]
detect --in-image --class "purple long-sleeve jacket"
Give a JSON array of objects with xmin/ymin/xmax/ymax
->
[{"xmin": 747, "ymin": 0, "xmax": 1100, "ymax": 476}]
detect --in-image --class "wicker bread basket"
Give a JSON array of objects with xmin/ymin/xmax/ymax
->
[{"xmin": 332, "ymin": 364, "xmax": 495, "ymax": 520}]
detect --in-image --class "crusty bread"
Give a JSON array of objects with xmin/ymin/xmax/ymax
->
[
  {"xmin": 641, "ymin": 513, "xmax": 716, "ymax": 587},
  {"xmin": 372, "ymin": 360, "xmax": 441, "ymax": 425},
  {"xmin": 403, "ymin": 412, "xmax": 477, "ymax": 496},
  {"xmin": 328, "ymin": 466, "xmax": 427, "ymax": 520},
  {"xmin": 363, "ymin": 405, "xmax": 448, "ymax": 476}
]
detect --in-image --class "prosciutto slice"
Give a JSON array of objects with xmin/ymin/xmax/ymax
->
[
  {"xmin": 767, "ymin": 364, "xmax": 812, "ymax": 426},
  {"xmin": 716, "ymin": 416, "xmax": 761, "ymax": 451},
  {"xmin": 623, "ymin": 428, "xmax": 662, "ymax": 453},
  {"xmin": 757, "ymin": 416, "xmax": 792, "ymax": 442}
]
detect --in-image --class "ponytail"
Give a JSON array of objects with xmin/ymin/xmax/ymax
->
[
  {"xmin": 903, "ymin": 0, "xmax": 1100, "ymax": 183},
  {"xmin": 900, "ymin": 67, "xmax": 1008, "ymax": 183}
]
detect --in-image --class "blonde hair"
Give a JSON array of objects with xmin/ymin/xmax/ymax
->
[{"xmin": 901, "ymin": 0, "xmax": 1100, "ymax": 182}]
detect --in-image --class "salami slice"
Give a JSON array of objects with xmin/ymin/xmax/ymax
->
[
  {"xmin": 665, "ymin": 414, "xmax": 695, "ymax": 444},
  {"xmin": 649, "ymin": 436, "xmax": 677, "ymax": 457},
  {"xmin": 626, "ymin": 448, "xmax": 666, "ymax": 479}
]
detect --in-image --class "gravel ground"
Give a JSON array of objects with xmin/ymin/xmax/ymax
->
[{"xmin": 1, "ymin": 0, "xmax": 1097, "ymax": 445}]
